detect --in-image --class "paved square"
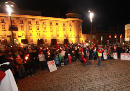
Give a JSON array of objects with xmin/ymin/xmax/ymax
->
[{"xmin": 17, "ymin": 60, "xmax": 130, "ymax": 91}]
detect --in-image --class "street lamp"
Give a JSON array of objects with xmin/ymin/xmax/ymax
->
[
  {"xmin": 88, "ymin": 10, "xmax": 94, "ymax": 42},
  {"xmin": 4, "ymin": 1, "xmax": 16, "ymax": 45}
]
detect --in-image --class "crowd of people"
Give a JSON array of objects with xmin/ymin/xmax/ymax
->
[{"xmin": 0, "ymin": 43, "xmax": 130, "ymax": 81}]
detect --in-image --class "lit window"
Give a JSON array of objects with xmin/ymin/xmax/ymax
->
[
  {"xmin": 29, "ymin": 26, "xmax": 32, "ymax": 30},
  {"xmin": 36, "ymin": 21, "xmax": 39, "ymax": 25},
  {"xmin": 63, "ymin": 23, "xmax": 65, "ymax": 26},
  {"xmin": 43, "ymin": 27, "xmax": 46, "ymax": 32},
  {"xmin": 21, "ymin": 25, "xmax": 24, "ymax": 31},
  {"xmin": 45, "ymin": 39, "xmax": 47, "ymax": 42},
  {"xmin": 20, "ymin": 20, "xmax": 23, "ymax": 24},
  {"xmin": 70, "ymin": 28, "xmax": 71, "ymax": 31},
  {"xmin": 1, "ymin": 19, "xmax": 5, "ymax": 23},
  {"xmin": 70, "ymin": 24, "xmax": 72, "ymax": 27},
  {"xmin": 43, "ymin": 22, "xmax": 46, "ymax": 25},
  {"xmin": 28, "ymin": 21, "xmax": 32, "ymax": 24},
  {"xmin": 2, "ymin": 25, "xmax": 5, "ymax": 29},
  {"xmin": 50, "ymin": 22, "xmax": 52, "ymax": 26},
  {"xmin": 37, "ymin": 26, "xmax": 39, "ymax": 30},
  {"xmin": 37, "ymin": 33, "xmax": 40, "ymax": 36}
]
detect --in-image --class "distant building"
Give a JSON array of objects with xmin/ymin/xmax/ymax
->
[
  {"xmin": 125, "ymin": 24, "xmax": 130, "ymax": 42},
  {"xmin": 0, "ymin": 13, "xmax": 86, "ymax": 45},
  {"xmin": 94, "ymin": 24, "xmax": 124, "ymax": 44}
]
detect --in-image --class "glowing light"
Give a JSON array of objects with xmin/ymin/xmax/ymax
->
[
  {"xmin": 25, "ymin": 56, "xmax": 28, "ymax": 60},
  {"xmin": 88, "ymin": 10, "xmax": 94, "ymax": 23},
  {"xmin": 114, "ymin": 35, "xmax": 117, "ymax": 38},
  {"xmin": 6, "ymin": 4, "xmax": 13, "ymax": 16},
  {"xmin": 109, "ymin": 35, "xmax": 111, "ymax": 38},
  {"xmin": 120, "ymin": 34, "xmax": 122, "ymax": 38}
]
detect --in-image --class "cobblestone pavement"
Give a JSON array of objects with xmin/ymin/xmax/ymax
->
[{"xmin": 17, "ymin": 60, "xmax": 130, "ymax": 91}]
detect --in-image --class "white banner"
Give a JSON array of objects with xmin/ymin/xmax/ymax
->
[
  {"xmin": 47, "ymin": 60, "xmax": 57, "ymax": 72},
  {"xmin": 103, "ymin": 53, "xmax": 107, "ymax": 60},
  {"xmin": 121, "ymin": 53, "xmax": 130, "ymax": 60}
]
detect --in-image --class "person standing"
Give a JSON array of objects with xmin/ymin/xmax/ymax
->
[
  {"xmin": 38, "ymin": 51, "xmax": 46, "ymax": 70},
  {"xmin": 68, "ymin": 54, "xmax": 72, "ymax": 64},
  {"xmin": 97, "ymin": 48, "xmax": 104, "ymax": 66}
]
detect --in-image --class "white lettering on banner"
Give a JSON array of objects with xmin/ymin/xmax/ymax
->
[{"xmin": 47, "ymin": 60, "xmax": 57, "ymax": 72}]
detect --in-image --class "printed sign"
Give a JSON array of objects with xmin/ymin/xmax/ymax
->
[
  {"xmin": 47, "ymin": 60, "xmax": 57, "ymax": 72},
  {"xmin": 113, "ymin": 53, "xmax": 118, "ymax": 59},
  {"xmin": 121, "ymin": 53, "xmax": 130, "ymax": 60}
]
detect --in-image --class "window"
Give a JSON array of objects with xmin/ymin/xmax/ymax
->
[
  {"xmin": 43, "ymin": 22, "xmax": 46, "ymax": 25},
  {"xmin": 2, "ymin": 30, "xmax": 6, "ymax": 31},
  {"xmin": 28, "ymin": 21, "xmax": 32, "ymax": 24},
  {"xmin": 45, "ymin": 39, "xmax": 47, "ymax": 42},
  {"xmin": 2, "ymin": 25, "xmax": 5, "ymax": 29},
  {"xmin": 29, "ymin": 26, "xmax": 32, "ymax": 30},
  {"xmin": 16, "ymin": 17, "xmax": 19, "ymax": 20},
  {"xmin": 70, "ymin": 28, "xmax": 71, "ymax": 31},
  {"xmin": 50, "ymin": 22, "xmax": 52, "ymax": 26},
  {"xmin": 21, "ymin": 25, "xmax": 24, "ymax": 31},
  {"xmin": 37, "ymin": 26, "xmax": 39, "ymax": 30},
  {"xmin": 20, "ymin": 20, "xmax": 23, "ymax": 24},
  {"xmin": 1, "ymin": 19, "xmax": 5, "ymax": 23},
  {"xmin": 37, "ymin": 33, "xmax": 40, "ymax": 36},
  {"xmin": 70, "ymin": 24, "xmax": 72, "ymax": 27},
  {"xmin": 30, "ymin": 39, "xmax": 33, "ymax": 42},
  {"xmin": 63, "ymin": 23, "xmax": 65, "ymax": 26},
  {"xmin": 36, "ymin": 21, "xmax": 39, "ymax": 25},
  {"xmin": 56, "ymin": 23, "xmax": 58, "ymax": 25},
  {"xmin": 43, "ymin": 27, "xmax": 46, "ymax": 32}
]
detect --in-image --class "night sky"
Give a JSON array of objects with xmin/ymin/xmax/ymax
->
[{"xmin": 1, "ymin": 0, "xmax": 130, "ymax": 33}]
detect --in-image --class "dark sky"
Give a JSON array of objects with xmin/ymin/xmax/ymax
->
[{"xmin": 1, "ymin": 0, "xmax": 130, "ymax": 33}]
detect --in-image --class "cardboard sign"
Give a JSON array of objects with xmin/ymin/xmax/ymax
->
[
  {"xmin": 121, "ymin": 53, "xmax": 130, "ymax": 60},
  {"xmin": 103, "ymin": 53, "xmax": 107, "ymax": 60},
  {"xmin": 113, "ymin": 53, "xmax": 118, "ymax": 59},
  {"xmin": 47, "ymin": 60, "xmax": 57, "ymax": 72}
]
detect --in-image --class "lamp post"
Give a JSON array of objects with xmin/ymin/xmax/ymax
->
[
  {"xmin": 4, "ymin": 1, "xmax": 15, "ymax": 45},
  {"xmin": 88, "ymin": 10, "xmax": 94, "ymax": 42}
]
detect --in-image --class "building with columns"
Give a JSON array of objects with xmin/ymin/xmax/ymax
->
[
  {"xmin": 0, "ymin": 13, "xmax": 86, "ymax": 45},
  {"xmin": 125, "ymin": 24, "xmax": 130, "ymax": 42}
]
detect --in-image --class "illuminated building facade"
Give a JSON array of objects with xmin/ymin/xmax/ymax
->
[
  {"xmin": 0, "ymin": 13, "xmax": 86, "ymax": 45},
  {"xmin": 125, "ymin": 24, "xmax": 130, "ymax": 42}
]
